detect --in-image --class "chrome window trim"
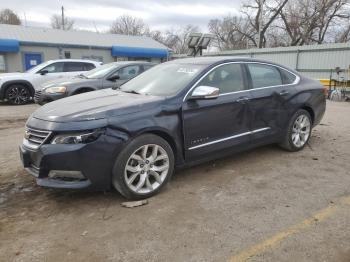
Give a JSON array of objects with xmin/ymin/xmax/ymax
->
[
  {"xmin": 183, "ymin": 61, "xmax": 300, "ymax": 102},
  {"xmin": 188, "ymin": 127, "xmax": 271, "ymax": 150}
]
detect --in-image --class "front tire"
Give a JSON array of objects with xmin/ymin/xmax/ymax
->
[
  {"xmin": 280, "ymin": 109, "xmax": 312, "ymax": 152},
  {"xmin": 5, "ymin": 84, "xmax": 31, "ymax": 105},
  {"xmin": 112, "ymin": 134, "xmax": 174, "ymax": 200}
]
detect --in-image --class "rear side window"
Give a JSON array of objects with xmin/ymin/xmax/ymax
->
[
  {"xmin": 84, "ymin": 63, "xmax": 96, "ymax": 71},
  {"xmin": 247, "ymin": 64, "xmax": 282, "ymax": 88},
  {"xmin": 280, "ymin": 69, "xmax": 297, "ymax": 84},
  {"xmin": 63, "ymin": 62, "xmax": 85, "ymax": 72}
]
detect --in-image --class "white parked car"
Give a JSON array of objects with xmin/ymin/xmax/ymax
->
[{"xmin": 0, "ymin": 59, "xmax": 102, "ymax": 105}]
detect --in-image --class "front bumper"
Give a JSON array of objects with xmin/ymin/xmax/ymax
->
[
  {"xmin": 19, "ymin": 132, "xmax": 126, "ymax": 190},
  {"xmin": 34, "ymin": 90, "xmax": 67, "ymax": 105}
]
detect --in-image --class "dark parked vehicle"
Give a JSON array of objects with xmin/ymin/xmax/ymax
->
[
  {"xmin": 20, "ymin": 57, "xmax": 326, "ymax": 199},
  {"xmin": 34, "ymin": 61, "xmax": 154, "ymax": 105}
]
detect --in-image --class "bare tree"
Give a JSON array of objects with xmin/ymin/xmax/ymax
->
[
  {"xmin": 163, "ymin": 25, "xmax": 200, "ymax": 54},
  {"xmin": 110, "ymin": 15, "xmax": 150, "ymax": 36},
  {"xmin": 208, "ymin": 16, "xmax": 252, "ymax": 50},
  {"xmin": 0, "ymin": 9, "xmax": 21, "ymax": 25},
  {"xmin": 149, "ymin": 30, "xmax": 166, "ymax": 43},
  {"xmin": 335, "ymin": 18, "xmax": 350, "ymax": 42},
  {"xmin": 240, "ymin": 0, "xmax": 289, "ymax": 48},
  {"xmin": 51, "ymin": 14, "xmax": 74, "ymax": 30},
  {"xmin": 280, "ymin": 0, "xmax": 349, "ymax": 45}
]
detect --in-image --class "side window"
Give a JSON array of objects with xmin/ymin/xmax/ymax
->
[
  {"xmin": 40, "ymin": 62, "xmax": 64, "ymax": 73},
  {"xmin": 63, "ymin": 62, "xmax": 85, "ymax": 72},
  {"xmin": 247, "ymin": 64, "xmax": 282, "ymax": 88},
  {"xmin": 84, "ymin": 63, "xmax": 96, "ymax": 71},
  {"xmin": 119, "ymin": 65, "xmax": 141, "ymax": 80},
  {"xmin": 280, "ymin": 69, "xmax": 297, "ymax": 84},
  {"xmin": 196, "ymin": 63, "xmax": 245, "ymax": 94}
]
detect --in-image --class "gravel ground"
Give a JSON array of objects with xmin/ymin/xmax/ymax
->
[{"xmin": 0, "ymin": 101, "xmax": 349, "ymax": 262}]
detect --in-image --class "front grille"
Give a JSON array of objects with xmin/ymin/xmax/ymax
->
[
  {"xmin": 24, "ymin": 127, "xmax": 52, "ymax": 149},
  {"xmin": 34, "ymin": 90, "xmax": 42, "ymax": 101}
]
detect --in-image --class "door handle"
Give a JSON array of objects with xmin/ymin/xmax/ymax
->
[
  {"xmin": 279, "ymin": 90, "xmax": 289, "ymax": 96},
  {"xmin": 236, "ymin": 97, "xmax": 250, "ymax": 103}
]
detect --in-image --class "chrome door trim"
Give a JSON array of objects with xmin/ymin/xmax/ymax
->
[
  {"xmin": 188, "ymin": 127, "xmax": 271, "ymax": 150},
  {"xmin": 183, "ymin": 61, "xmax": 300, "ymax": 102}
]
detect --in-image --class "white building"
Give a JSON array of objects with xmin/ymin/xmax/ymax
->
[{"xmin": 0, "ymin": 24, "xmax": 169, "ymax": 73}]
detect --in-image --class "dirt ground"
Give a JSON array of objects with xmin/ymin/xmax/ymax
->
[{"xmin": 0, "ymin": 101, "xmax": 349, "ymax": 262}]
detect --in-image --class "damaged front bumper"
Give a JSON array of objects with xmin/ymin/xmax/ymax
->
[{"xmin": 19, "ymin": 130, "xmax": 126, "ymax": 191}]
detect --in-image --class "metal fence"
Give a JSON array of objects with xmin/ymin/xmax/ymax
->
[{"xmin": 173, "ymin": 43, "xmax": 350, "ymax": 80}]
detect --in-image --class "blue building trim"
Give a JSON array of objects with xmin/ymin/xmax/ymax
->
[
  {"xmin": 0, "ymin": 39, "xmax": 20, "ymax": 52},
  {"xmin": 111, "ymin": 46, "xmax": 168, "ymax": 58},
  {"xmin": 19, "ymin": 41, "xmax": 111, "ymax": 50}
]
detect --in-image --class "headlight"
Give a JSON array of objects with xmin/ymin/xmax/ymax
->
[
  {"xmin": 51, "ymin": 129, "xmax": 104, "ymax": 144},
  {"xmin": 45, "ymin": 86, "xmax": 67, "ymax": 94}
]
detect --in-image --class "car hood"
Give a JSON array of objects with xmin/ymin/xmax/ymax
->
[
  {"xmin": 32, "ymin": 88, "xmax": 165, "ymax": 122},
  {"xmin": 0, "ymin": 72, "xmax": 31, "ymax": 79},
  {"xmin": 41, "ymin": 76, "xmax": 97, "ymax": 88}
]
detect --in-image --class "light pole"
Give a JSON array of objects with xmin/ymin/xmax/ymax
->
[
  {"xmin": 257, "ymin": 0, "xmax": 263, "ymax": 48},
  {"xmin": 61, "ymin": 6, "xmax": 65, "ymax": 30}
]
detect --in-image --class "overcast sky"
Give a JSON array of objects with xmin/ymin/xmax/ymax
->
[{"xmin": 4, "ymin": 0, "xmax": 242, "ymax": 32}]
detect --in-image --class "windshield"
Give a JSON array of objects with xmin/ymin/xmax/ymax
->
[
  {"xmin": 83, "ymin": 63, "xmax": 117, "ymax": 79},
  {"xmin": 120, "ymin": 63, "xmax": 205, "ymax": 96}
]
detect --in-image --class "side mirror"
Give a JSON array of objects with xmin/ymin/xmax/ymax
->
[
  {"xmin": 190, "ymin": 86, "xmax": 219, "ymax": 100},
  {"xmin": 40, "ymin": 70, "xmax": 49, "ymax": 75},
  {"xmin": 107, "ymin": 75, "xmax": 120, "ymax": 81}
]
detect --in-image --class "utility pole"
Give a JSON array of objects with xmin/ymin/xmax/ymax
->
[{"xmin": 61, "ymin": 6, "xmax": 65, "ymax": 30}]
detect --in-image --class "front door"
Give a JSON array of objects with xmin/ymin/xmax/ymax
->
[
  {"xmin": 31, "ymin": 61, "xmax": 65, "ymax": 89},
  {"xmin": 24, "ymin": 53, "xmax": 42, "ymax": 71},
  {"xmin": 182, "ymin": 63, "xmax": 252, "ymax": 160}
]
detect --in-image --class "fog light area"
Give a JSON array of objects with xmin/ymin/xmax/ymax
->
[{"xmin": 48, "ymin": 170, "xmax": 85, "ymax": 181}]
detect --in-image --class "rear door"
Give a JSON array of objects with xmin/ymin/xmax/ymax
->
[
  {"xmin": 182, "ymin": 63, "xmax": 252, "ymax": 160},
  {"xmin": 245, "ymin": 63, "xmax": 298, "ymax": 142},
  {"xmin": 63, "ymin": 62, "xmax": 88, "ymax": 76}
]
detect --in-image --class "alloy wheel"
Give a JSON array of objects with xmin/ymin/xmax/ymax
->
[
  {"xmin": 124, "ymin": 144, "xmax": 170, "ymax": 194},
  {"xmin": 291, "ymin": 114, "xmax": 311, "ymax": 148},
  {"xmin": 7, "ymin": 86, "xmax": 30, "ymax": 105}
]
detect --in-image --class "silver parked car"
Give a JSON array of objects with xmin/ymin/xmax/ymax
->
[{"xmin": 34, "ymin": 61, "xmax": 155, "ymax": 105}]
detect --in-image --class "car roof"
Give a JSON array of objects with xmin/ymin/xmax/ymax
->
[
  {"xmin": 46, "ymin": 59, "xmax": 101, "ymax": 64},
  {"xmin": 169, "ymin": 56, "xmax": 276, "ymax": 66},
  {"xmin": 168, "ymin": 56, "xmax": 299, "ymax": 75},
  {"xmin": 109, "ymin": 61, "xmax": 155, "ymax": 65}
]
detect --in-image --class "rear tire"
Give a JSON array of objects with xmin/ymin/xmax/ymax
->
[
  {"xmin": 279, "ymin": 109, "xmax": 312, "ymax": 152},
  {"xmin": 5, "ymin": 84, "xmax": 31, "ymax": 105},
  {"xmin": 112, "ymin": 134, "xmax": 174, "ymax": 200}
]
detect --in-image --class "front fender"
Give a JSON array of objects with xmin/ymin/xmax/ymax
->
[{"xmin": 107, "ymin": 105, "xmax": 185, "ymax": 166}]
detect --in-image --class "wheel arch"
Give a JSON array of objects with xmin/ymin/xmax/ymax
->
[
  {"xmin": 129, "ymin": 128, "xmax": 183, "ymax": 165},
  {"xmin": 300, "ymin": 105, "xmax": 315, "ymax": 124},
  {"xmin": 0, "ymin": 80, "xmax": 35, "ymax": 99}
]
